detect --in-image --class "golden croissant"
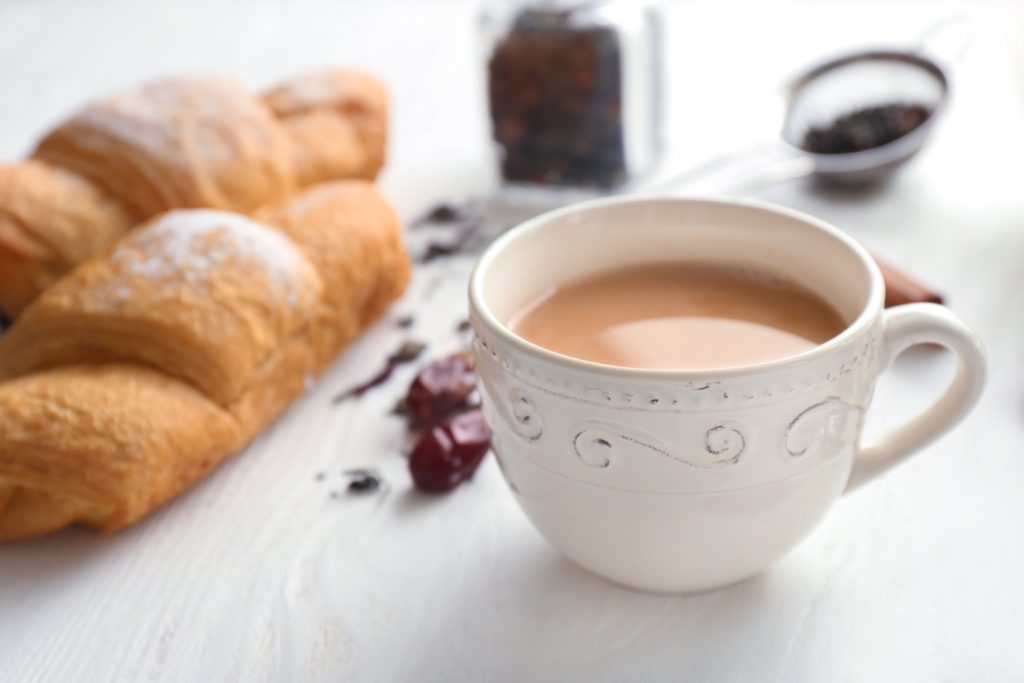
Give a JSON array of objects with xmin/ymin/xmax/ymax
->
[
  {"xmin": 0, "ymin": 181, "xmax": 409, "ymax": 540},
  {"xmin": 0, "ymin": 68, "xmax": 388, "ymax": 317}
]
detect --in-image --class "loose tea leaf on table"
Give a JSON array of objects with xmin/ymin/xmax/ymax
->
[
  {"xmin": 390, "ymin": 341, "xmax": 429, "ymax": 364},
  {"xmin": 332, "ymin": 340, "xmax": 429, "ymax": 403},
  {"xmin": 412, "ymin": 203, "xmax": 465, "ymax": 228},
  {"xmin": 344, "ymin": 468, "xmax": 383, "ymax": 494},
  {"xmin": 411, "ymin": 201, "xmax": 486, "ymax": 263},
  {"xmin": 420, "ymin": 241, "xmax": 465, "ymax": 263}
]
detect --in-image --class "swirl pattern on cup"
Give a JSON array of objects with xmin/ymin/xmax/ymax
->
[
  {"xmin": 509, "ymin": 390, "xmax": 543, "ymax": 441},
  {"xmin": 784, "ymin": 397, "xmax": 864, "ymax": 461},
  {"xmin": 572, "ymin": 421, "xmax": 747, "ymax": 470}
]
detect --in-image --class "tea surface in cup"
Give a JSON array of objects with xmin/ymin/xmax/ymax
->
[{"xmin": 507, "ymin": 262, "xmax": 846, "ymax": 370}]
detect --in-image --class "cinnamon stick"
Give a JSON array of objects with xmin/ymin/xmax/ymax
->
[{"xmin": 869, "ymin": 250, "xmax": 944, "ymax": 308}]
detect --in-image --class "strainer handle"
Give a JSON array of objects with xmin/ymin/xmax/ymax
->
[{"xmin": 656, "ymin": 141, "xmax": 814, "ymax": 197}]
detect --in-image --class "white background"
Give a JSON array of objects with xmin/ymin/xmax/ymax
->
[{"xmin": 1, "ymin": 1, "xmax": 1022, "ymax": 680}]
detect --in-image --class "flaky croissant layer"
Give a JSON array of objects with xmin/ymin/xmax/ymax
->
[
  {"xmin": 0, "ymin": 68, "xmax": 389, "ymax": 317},
  {"xmin": 0, "ymin": 181, "xmax": 409, "ymax": 540}
]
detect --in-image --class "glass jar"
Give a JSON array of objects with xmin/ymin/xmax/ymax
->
[{"xmin": 480, "ymin": 0, "xmax": 663, "ymax": 195}]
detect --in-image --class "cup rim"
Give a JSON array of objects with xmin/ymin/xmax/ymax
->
[{"xmin": 468, "ymin": 194, "xmax": 885, "ymax": 380}]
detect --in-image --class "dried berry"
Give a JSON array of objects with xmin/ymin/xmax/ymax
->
[
  {"xmin": 409, "ymin": 410, "xmax": 491, "ymax": 493},
  {"xmin": 405, "ymin": 353, "xmax": 477, "ymax": 428},
  {"xmin": 802, "ymin": 104, "xmax": 931, "ymax": 155}
]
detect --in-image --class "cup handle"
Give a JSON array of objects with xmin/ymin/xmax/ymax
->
[{"xmin": 845, "ymin": 303, "xmax": 987, "ymax": 493}]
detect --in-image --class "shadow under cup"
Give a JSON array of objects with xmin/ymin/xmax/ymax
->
[{"xmin": 469, "ymin": 196, "xmax": 886, "ymax": 593}]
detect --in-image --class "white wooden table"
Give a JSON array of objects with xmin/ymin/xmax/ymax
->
[{"xmin": 2, "ymin": 1, "xmax": 1023, "ymax": 680}]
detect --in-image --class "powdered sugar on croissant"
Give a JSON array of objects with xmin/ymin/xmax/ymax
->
[
  {"xmin": 35, "ymin": 75, "xmax": 296, "ymax": 216},
  {"xmin": 108, "ymin": 209, "xmax": 319, "ymax": 309},
  {"xmin": 0, "ymin": 209, "xmax": 323, "ymax": 407},
  {"xmin": 0, "ymin": 68, "xmax": 389, "ymax": 318}
]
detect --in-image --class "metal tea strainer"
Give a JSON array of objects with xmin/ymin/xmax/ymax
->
[{"xmin": 654, "ymin": 15, "xmax": 970, "ymax": 193}]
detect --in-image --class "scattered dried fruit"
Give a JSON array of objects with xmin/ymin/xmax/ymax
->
[
  {"xmin": 409, "ymin": 410, "xmax": 491, "ymax": 492},
  {"xmin": 405, "ymin": 353, "xmax": 477, "ymax": 428}
]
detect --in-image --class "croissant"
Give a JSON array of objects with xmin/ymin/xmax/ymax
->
[
  {"xmin": 0, "ymin": 161, "xmax": 139, "ymax": 317},
  {"xmin": 263, "ymin": 69, "xmax": 388, "ymax": 186},
  {"xmin": 0, "ymin": 181, "xmax": 409, "ymax": 540},
  {"xmin": 0, "ymin": 68, "xmax": 388, "ymax": 317}
]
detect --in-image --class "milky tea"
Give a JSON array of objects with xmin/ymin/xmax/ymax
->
[{"xmin": 508, "ymin": 263, "xmax": 846, "ymax": 370}]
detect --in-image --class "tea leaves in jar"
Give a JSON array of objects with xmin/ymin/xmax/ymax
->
[{"xmin": 487, "ymin": 7, "xmax": 628, "ymax": 189}]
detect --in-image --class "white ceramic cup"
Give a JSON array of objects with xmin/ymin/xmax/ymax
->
[{"xmin": 468, "ymin": 196, "xmax": 986, "ymax": 593}]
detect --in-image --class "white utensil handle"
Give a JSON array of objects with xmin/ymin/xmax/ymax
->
[{"xmin": 654, "ymin": 141, "xmax": 814, "ymax": 197}]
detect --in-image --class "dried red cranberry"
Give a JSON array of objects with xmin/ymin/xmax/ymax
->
[
  {"xmin": 409, "ymin": 410, "xmax": 491, "ymax": 493},
  {"xmin": 405, "ymin": 353, "xmax": 477, "ymax": 428}
]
